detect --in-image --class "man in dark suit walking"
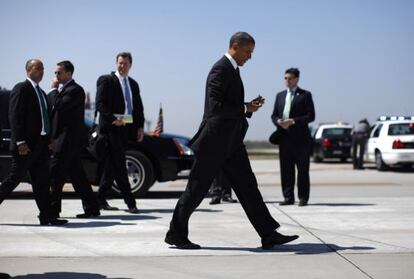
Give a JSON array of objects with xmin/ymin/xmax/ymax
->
[
  {"xmin": 48, "ymin": 60, "xmax": 100, "ymax": 218},
  {"xmin": 0, "ymin": 59, "xmax": 67, "ymax": 225},
  {"xmin": 271, "ymin": 68, "xmax": 315, "ymax": 206},
  {"xmin": 95, "ymin": 52, "xmax": 144, "ymax": 213},
  {"xmin": 165, "ymin": 32, "xmax": 299, "ymax": 250}
]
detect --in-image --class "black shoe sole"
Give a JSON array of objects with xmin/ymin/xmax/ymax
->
[
  {"xmin": 165, "ymin": 236, "xmax": 201, "ymax": 250},
  {"xmin": 262, "ymin": 235, "xmax": 299, "ymax": 249}
]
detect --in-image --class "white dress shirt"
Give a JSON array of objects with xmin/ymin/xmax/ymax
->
[
  {"xmin": 27, "ymin": 78, "xmax": 48, "ymax": 136},
  {"xmin": 225, "ymin": 53, "xmax": 238, "ymax": 70}
]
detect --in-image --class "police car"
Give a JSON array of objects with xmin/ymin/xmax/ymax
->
[
  {"xmin": 365, "ymin": 116, "xmax": 414, "ymax": 170},
  {"xmin": 312, "ymin": 122, "xmax": 353, "ymax": 162}
]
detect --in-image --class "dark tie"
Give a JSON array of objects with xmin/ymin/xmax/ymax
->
[
  {"xmin": 235, "ymin": 67, "xmax": 240, "ymax": 77},
  {"xmin": 35, "ymin": 85, "xmax": 50, "ymax": 135},
  {"xmin": 123, "ymin": 78, "xmax": 133, "ymax": 114}
]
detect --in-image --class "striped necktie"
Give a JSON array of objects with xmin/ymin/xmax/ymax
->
[
  {"xmin": 35, "ymin": 85, "xmax": 50, "ymax": 135},
  {"xmin": 123, "ymin": 78, "xmax": 133, "ymax": 114},
  {"xmin": 282, "ymin": 89, "xmax": 294, "ymax": 119}
]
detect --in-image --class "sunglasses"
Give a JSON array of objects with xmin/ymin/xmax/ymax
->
[{"xmin": 284, "ymin": 76, "xmax": 296, "ymax": 80}]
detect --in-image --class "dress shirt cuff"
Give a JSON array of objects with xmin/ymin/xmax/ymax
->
[{"xmin": 16, "ymin": 141, "xmax": 26, "ymax": 146}]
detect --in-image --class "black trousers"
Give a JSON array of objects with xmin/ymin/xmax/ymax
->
[
  {"xmin": 97, "ymin": 128, "xmax": 136, "ymax": 208},
  {"xmin": 278, "ymin": 139, "xmax": 311, "ymax": 202},
  {"xmin": 170, "ymin": 145, "xmax": 279, "ymax": 240},
  {"xmin": 0, "ymin": 138, "xmax": 51, "ymax": 220},
  {"xmin": 49, "ymin": 147, "xmax": 99, "ymax": 216},
  {"xmin": 210, "ymin": 170, "xmax": 232, "ymax": 198},
  {"xmin": 352, "ymin": 135, "xmax": 367, "ymax": 169}
]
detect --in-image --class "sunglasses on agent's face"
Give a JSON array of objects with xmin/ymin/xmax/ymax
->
[{"xmin": 284, "ymin": 76, "xmax": 297, "ymax": 81}]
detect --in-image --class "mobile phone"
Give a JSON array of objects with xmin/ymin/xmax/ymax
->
[{"xmin": 253, "ymin": 94, "xmax": 265, "ymax": 104}]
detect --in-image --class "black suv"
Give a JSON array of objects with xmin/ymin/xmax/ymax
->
[{"xmin": 0, "ymin": 89, "xmax": 194, "ymax": 197}]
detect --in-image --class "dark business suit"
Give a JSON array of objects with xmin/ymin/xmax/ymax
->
[
  {"xmin": 169, "ymin": 56, "xmax": 280, "ymax": 240},
  {"xmin": 48, "ymin": 80, "xmax": 99, "ymax": 217},
  {"xmin": 0, "ymin": 79, "xmax": 51, "ymax": 221},
  {"xmin": 271, "ymin": 87, "xmax": 315, "ymax": 202},
  {"xmin": 95, "ymin": 72, "xmax": 144, "ymax": 208}
]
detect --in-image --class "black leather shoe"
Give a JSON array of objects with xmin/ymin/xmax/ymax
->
[
  {"xmin": 222, "ymin": 196, "xmax": 237, "ymax": 203},
  {"xmin": 261, "ymin": 231, "xmax": 299, "ymax": 249},
  {"xmin": 298, "ymin": 200, "xmax": 308, "ymax": 207},
  {"xmin": 100, "ymin": 203, "xmax": 119, "ymax": 211},
  {"xmin": 165, "ymin": 231, "xmax": 201, "ymax": 250},
  {"xmin": 279, "ymin": 200, "xmax": 294, "ymax": 206},
  {"xmin": 40, "ymin": 218, "xmax": 68, "ymax": 226},
  {"xmin": 0, "ymin": 273, "xmax": 11, "ymax": 279},
  {"xmin": 127, "ymin": 207, "xmax": 139, "ymax": 214},
  {"xmin": 209, "ymin": 196, "xmax": 221, "ymax": 205},
  {"xmin": 76, "ymin": 211, "xmax": 101, "ymax": 218}
]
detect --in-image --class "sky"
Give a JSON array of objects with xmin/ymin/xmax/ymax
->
[{"xmin": 0, "ymin": 0, "xmax": 413, "ymax": 140}]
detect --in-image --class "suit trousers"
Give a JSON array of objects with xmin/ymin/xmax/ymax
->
[
  {"xmin": 170, "ymin": 144, "xmax": 280, "ymax": 240},
  {"xmin": 49, "ymin": 147, "xmax": 99, "ymax": 216},
  {"xmin": 97, "ymin": 127, "xmax": 136, "ymax": 208},
  {"xmin": 0, "ymin": 137, "xmax": 51, "ymax": 220},
  {"xmin": 352, "ymin": 135, "xmax": 367, "ymax": 169},
  {"xmin": 210, "ymin": 170, "xmax": 231, "ymax": 198},
  {"xmin": 278, "ymin": 137, "xmax": 311, "ymax": 202}
]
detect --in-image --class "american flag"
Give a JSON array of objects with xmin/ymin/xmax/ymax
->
[{"xmin": 154, "ymin": 104, "xmax": 163, "ymax": 136}]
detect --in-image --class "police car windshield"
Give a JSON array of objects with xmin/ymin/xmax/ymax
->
[
  {"xmin": 388, "ymin": 123, "xmax": 414, "ymax": 136},
  {"xmin": 322, "ymin": 128, "xmax": 351, "ymax": 137}
]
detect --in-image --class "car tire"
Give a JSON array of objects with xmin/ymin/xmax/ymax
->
[
  {"xmin": 375, "ymin": 151, "xmax": 388, "ymax": 171},
  {"xmin": 111, "ymin": 150, "xmax": 155, "ymax": 197},
  {"xmin": 313, "ymin": 155, "xmax": 322, "ymax": 163}
]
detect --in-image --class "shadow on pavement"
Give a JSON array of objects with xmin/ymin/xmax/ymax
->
[
  {"xmin": 1, "ymin": 221, "xmax": 136, "ymax": 229},
  {"xmin": 265, "ymin": 201, "xmax": 375, "ymax": 206},
  {"xmin": 12, "ymin": 272, "xmax": 130, "ymax": 279},
  {"xmin": 201, "ymin": 242, "xmax": 375, "ymax": 255},
  {"xmin": 308, "ymin": 202, "xmax": 376, "ymax": 206},
  {"xmin": 65, "ymin": 215, "xmax": 160, "ymax": 221},
  {"xmin": 138, "ymin": 208, "xmax": 222, "ymax": 214}
]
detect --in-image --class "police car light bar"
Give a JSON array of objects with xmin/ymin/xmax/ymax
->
[{"xmin": 378, "ymin": 116, "xmax": 414, "ymax": 121}]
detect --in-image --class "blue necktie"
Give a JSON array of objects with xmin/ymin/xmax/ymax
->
[
  {"xmin": 123, "ymin": 78, "xmax": 133, "ymax": 114},
  {"xmin": 35, "ymin": 85, "xmax": 50, "ymax": 135}
]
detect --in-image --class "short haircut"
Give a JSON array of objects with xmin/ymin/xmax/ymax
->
[
  {"xmin": 25, "ymin": 59, "xmax": 40, "ymax": 72},
  {"xmin": 229, "ymin": 32, "xmax": 255, "ymax": 48},
  {"xmin": 57, "ymin": 60, "xmax": 75, "ymax": 74},
  {"xmin": 285, "ymin": 68, "xmax": 300, "ymax": 78},
  {"xmin": 116, "ymin": 52, "xmax": 133, "ymax": 64}
]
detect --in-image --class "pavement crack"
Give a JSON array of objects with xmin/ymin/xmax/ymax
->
[{"xmin": 271, "ymin": 203, "xmax": 374, "ymax": 279}]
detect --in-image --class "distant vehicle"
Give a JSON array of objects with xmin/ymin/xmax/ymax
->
[
  {"xmin": 312, "ymin": 122, "xmax": 353, "ymax": 162},
  {"xmin": 0, "ymin": 89, "xmax": 195, "ymax": 197},
  {"xmin": 365, "ymin": 116, "xmax": 414, "ymax": 171}
]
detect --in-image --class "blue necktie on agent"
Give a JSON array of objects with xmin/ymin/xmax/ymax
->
[
  {"xmin": 123, "ymin": 78, "xmax": 133, "ymax": 114},
  {"xmin": 35, "ymin": 85, "xmax": 50, "ymax": 135}
]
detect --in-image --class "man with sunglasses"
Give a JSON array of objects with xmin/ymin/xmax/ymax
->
[
  {"xmin": 271, "ymin": 68, "xmax": 315, "ymax": 206},
  {"xmin": 48, "ymin": 60, "xmax": 100, "ymax": 219}
]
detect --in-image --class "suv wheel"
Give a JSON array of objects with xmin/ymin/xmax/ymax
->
[{"xmin": 112, "ymin": 150, "xmax": 155, "ymax": 197}]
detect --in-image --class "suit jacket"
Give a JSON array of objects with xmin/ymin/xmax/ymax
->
[
  {"xmin": 271, "ymin": 87, "xmax": 315, "ymax": 143},
  {"xmin": 189, "ymin": 56, "xmax": 251, "ymax": 155},
  {"xmin": 48, "ymin": 80, "xmax": 87, "ymax": 153},
  {"xmin": 95, "ymin": 72, "xmax": 145, "ymax": 137},
  {"xmin": 9, "ymin": 79, "xmax": 50, "ymax": 151}
]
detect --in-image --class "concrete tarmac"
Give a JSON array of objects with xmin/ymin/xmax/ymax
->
[{"xmin": 0, "ymin": 160, "xmax": 413, "ymax": 278}]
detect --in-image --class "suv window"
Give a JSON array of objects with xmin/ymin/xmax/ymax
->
[
  {"xmin": 372, "ymin": 124, "xmax": 383, "ymax": 138},
  {"xmin": 322, "ymin": 128, "xmax": 352, "ymax": 137},
  {"xmin": 388, "ymin": 123, "xmax": 414, "ymax": 136}
]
